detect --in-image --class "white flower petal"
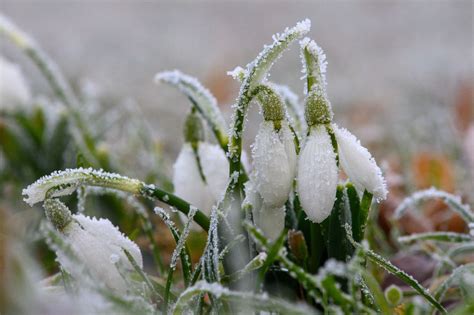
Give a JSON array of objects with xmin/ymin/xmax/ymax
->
[
  {"xmin": 251, "ymin": 121, "xmax": 296, "ymax": 207},
  {"xmin": 297, "ymin": 125, "xmax": 338, "ymax": 223},
  {"xmin": 198, "ymin": 142, "xmax": 229, "ymax": 203},
  {"xmin": 59, "ymin": 214, "xmax": 142, "ymax": 293},
  {"xmin": 0, "ymin": 56, "xmax": 31, "ymax": 109},
  {"xmin": 172, "ymin": 144, "xmax": 214, "ymax": 214},
  {"xmin": 334, "ymin": 125, "xmax": 387, "ymax": 201}
]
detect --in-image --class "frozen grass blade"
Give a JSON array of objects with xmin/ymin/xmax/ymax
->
[
  {"xmin": 222, "ymin": 252, "xmax": 267, "ymax": 284},
  {"xmin": 160, "ymin": 206, "xmax": 197, "ymax": 312},
  {"xmin": 123, "ymin": 248, "xmax": 163, "ymax": 304},
  {"xmin": 172, "ymin": 281, "xmax": 317, "ymax": 315},
  {"xmin": 154, "ymin": 207, "xmax": 193, "ymax": 286},
  {"xmin": 398, "ymin": 231, "xmax": 472, "ymax": 244},
  {"xmin": 394, "ymin": 188, "xmax": 474, "ymax": 223},
  {"xmin": 345, "ymin": 225, "xmax": 447, "ymax": 314},
  {"xmin": 155, "ymin": 70, "xmax": 228, "ymax": 149},
  {"xmin": 256, "ymin": 229, "xmax": 287, "ymax": 291},
  {"xmin": 433, "ymin": 263, "xmax": 474, "ymax": 305}
]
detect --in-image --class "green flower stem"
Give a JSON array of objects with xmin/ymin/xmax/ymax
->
[{"xmin": 140, "ymin": 184, "xmax": 210, "ymax": 231}]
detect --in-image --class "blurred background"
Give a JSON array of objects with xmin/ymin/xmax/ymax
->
[
  {"xmin": 0, "ymin": 1, "xmax": 473, "ymax": 313},
  {"xmin": 1, "ymin": 0, "xmax": 472, "ymax": 152}
]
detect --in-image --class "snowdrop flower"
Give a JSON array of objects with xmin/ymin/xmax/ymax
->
[
  {"xmin": 173, "ymin": 111, "xmax": 229, "ymax": 215},
  {"xmin": 43, "ymin": 199, "xmax": 142, "ymax": 294},
  {"xmin": 0, "ymin": 56, "xmax": 31, "ymax": 109},
  {"xmin": 297, "ymin": 38, "xmax": 387, "ymax": 223},
  {"xmin": 244, "ymin": 180, "xmax": 285, "ymax": 241},
  {"xmin": 298, "ymin": 124, "xmax": 339, "ymax": 223},
  {"xmin": 334, "ymin": 126, "xmax": 387, "ymax": 201},
  {"xmin": 251, "ymin": 85, "xmax": 297, "ymax": 208}
]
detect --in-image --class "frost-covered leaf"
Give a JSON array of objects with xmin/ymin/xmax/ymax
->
[
  {"xmin": 155, "ymin": 70, "xmax": 228, "ymax": 148},
  {"xmin": 22, "ymin": 168, "xmax": 142, "ymax": 206},
  {"xmin": 394, "ymin": 187, "xmax": 474, "ymax": 223},
  {"xmin": 172, "ymin": 281, "xmax": 317, "ymax": 315}
]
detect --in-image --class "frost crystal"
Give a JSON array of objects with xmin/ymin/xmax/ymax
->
[
  {"xmin": 251, "ymin": 120, "xmax": 296, "ymax": 207},
  {"xmin": 0, "ymin": 56, "xmax": 31, "ymax": 109},
  {"xmin": 58, "ymin": 214, "xmax": 143, "ymax": 293},
  {"xmin": 23, "ymin": 168, "xmax": 142, "ymax": 206},
  {"xmin": 334, "ymin": 125, "xmax": 387, "ymax": 201},
  {"xmin": 297, "ymin": 125, "xmax": 338, "ymax": 223}
]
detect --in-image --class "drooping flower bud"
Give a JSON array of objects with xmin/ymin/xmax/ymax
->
[
  {"xmin": 57, "ymin": 213, "xmax": 143, "ymax": 293},
  {"xmin": 297, "ymin": 125, "xmax": 338, "ymax": 223},
  {"xmin": 0, "ymin": 56, "xmax": 31, "ymax": 109},
  {"xmin": 251, "ymin": 120, "xmax": 296, "ymax": 208},
  {"xmin": 333, "ymin": 125, "xmax": 387, "ymax": 201}
]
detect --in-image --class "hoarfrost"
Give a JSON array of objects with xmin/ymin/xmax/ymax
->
[
  {"xmin": 394, "ymin": 187, "xmax": 473, "ymax": 222},
  {"xmin": 23, "ymin": 168, "xmax": 141, "ymax": 206}
]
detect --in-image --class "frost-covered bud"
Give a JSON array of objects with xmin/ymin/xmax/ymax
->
[
  {"xmin": 173, "ymin": 142, "xmax": 228, "ymax": 214},
  {"xmin": 58, "ymin": 214, "xmax": 143, "ymax": 293},
  {"xmin": 244, "ymin": 180, "xmax": 285, "ymax": 242},
  {"xmin": 0, "ymin": 56, "xmax": 31, "ymax": 109},
  {"xmin": 304, "ymin": 89, "xmax": 333, "ymax": 126},
  {"xmin": 297, "ymin": 125, "xmax": 338, "ymax": 223},
  {"xmin": 334, "ymin": 125, "xmax": 387, "ymax": 201},
  {"xmin": 251, "ymin": 120, "xmax": 296, "ymax": 207},
  {"xmin": 43, "ymin": 198, "xmax": 72, "ymax": 231}
]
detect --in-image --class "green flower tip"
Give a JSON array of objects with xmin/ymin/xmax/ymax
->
[
  {"xmin": 43, "ymin": 198, "xmax": 72, "ymax": 231},
  {"xmin": 255, "ymin": 85, "xmax": 285, "ymax": 122},
  {"xmin": 304, "ymin": 89, "xmax": 333, "ymax": 126},
  {"xmin": 384, "ymin": 284, "xmax": 403, "ymax": 306},
  {"xmin": 184, "ymin": 110, "xmax": 205, "ymax": 145}
]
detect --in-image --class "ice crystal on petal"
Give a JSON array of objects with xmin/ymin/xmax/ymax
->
[
  {"xmin": 59, "ymin": 214, "xmax": 142, "ymax": 293},
  {"xmin": 334, "ymin": 125, "xmax": 387, "ymax": 201},
  {"xmin": 0, "ymin": 56, "xmax": 31, "ymax": 108},
  {"xmin": 251, "ymin": 121, "xmax": 296, "ymax": 207},
  {"xmin": 297, "ymin": 125, "xmax": 338, "ymax": 223}
]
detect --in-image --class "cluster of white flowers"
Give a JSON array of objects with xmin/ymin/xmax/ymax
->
[
  {"xmin": 0, "ymin": 55, "xmax": 31, "ymax": 110},
  {"xmin": 244, "ymin": 38, "xmax": 387, "ymax": 228}
]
